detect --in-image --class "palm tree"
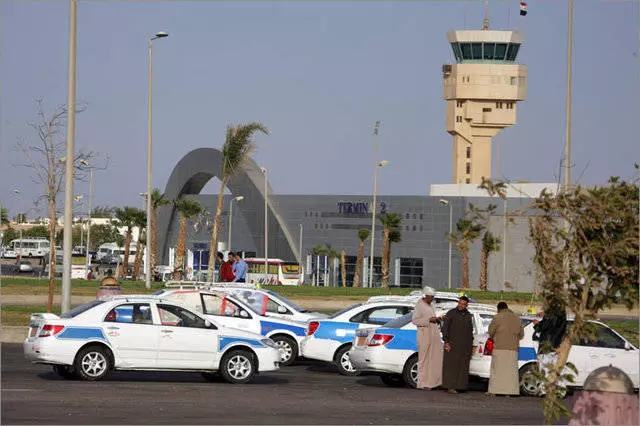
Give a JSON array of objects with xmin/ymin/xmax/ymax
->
[
  {"xmin": 113, "ymin": 207, "xmax": 145, "ymax": 279},
  {"xmin": 379, "ymin": 213, "xmax": 403, "ymax": 288},
  {"xmin": 173, "ymin": 198, "xmax": 203, "ymax": 280},
  {"xmin": 132, "ymin": 212, "xmax": 147, "ymax": 280},
  {"xmin": 479, "ymin": 231, "xmax": 501, "ymax": 291},
  {"xmin": 353, "ymin": 229, "xmax": 369, "ymax": 288},
  {"xmin": 150, "ymin": 188, "xmax": 171, "ymax": 275},
  {"xmin": 448, "ymin": 218, "xmax": 484, "ymax": 289},
  {"xmin": 207, "ymin": 122, "xmax": 269, "ymax": 281},
  {"xmin": 340, "ymin": 250, "xmax": 347, "ymax": 287}
]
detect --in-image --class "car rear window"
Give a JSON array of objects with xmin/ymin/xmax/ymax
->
[
  {"xmin": 329, "ymin": 303, "xmax": 364, "ymax": 319},
  {"xmin": 60, "ymin": 300, "xmax": 105, "ymax": 318},
  {"xmin": 383, "ymin": 313, "xmax": 413, "ymax": 329}
]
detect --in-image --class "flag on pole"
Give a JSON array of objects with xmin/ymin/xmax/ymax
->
[{"xmin": 520, "ymin": 2, "xmax": 528, "ymax": 16}]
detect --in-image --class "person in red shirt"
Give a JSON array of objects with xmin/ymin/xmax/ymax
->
[{"xmin": 218, "ymin": 252, "xmax": 235, "ymax": 282}]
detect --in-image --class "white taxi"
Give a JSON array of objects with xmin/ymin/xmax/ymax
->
[
  {"xmin": 348, "ymin": 302, "xmax": 497, "ymax": 387},
  {"xmin": 23, "ymin": 296, "xmax": 281, "ymax": 384}
]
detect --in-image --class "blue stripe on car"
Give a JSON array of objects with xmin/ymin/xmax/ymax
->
[
  {"xmin": 260, "ymin": 320, "xmax": 306, "ymax": 337},
  {"xmin": 219, "ymin": 336, "xmax": 265, "ymax": 350},
  {"xmin": 375, "ymin": 328, "xmax": 418, "ymax": 351},
  {"xmin": 518, "ymin": 346, "xmax": 536, "ymax": 361},
  {"xmin": 57, "ymin": 327, "xmax": 107, "ymax": 341},
  {"xmin": 313, "ymin": 321, "xmax": 360, "ymax": 343}
]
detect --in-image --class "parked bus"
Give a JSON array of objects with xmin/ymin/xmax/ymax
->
[
  {"xmin": 245, "ymin": 258, "xmax": 304, "ymax": 286},
  {"xmin": 8, "ymin": 238, "xmax": 50, "ymax": 258}
]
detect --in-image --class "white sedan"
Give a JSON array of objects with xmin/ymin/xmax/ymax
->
[
  {"xmin": 348, "ymin": 303, "xmax": 497, "ymax": 387},
  {"xmin": 24, "ymin": 296, "xmax": 281, "ymax": 384}
]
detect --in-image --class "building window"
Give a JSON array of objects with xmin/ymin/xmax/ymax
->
[
  {"xmin": 419, "ymin": 214, "xmax": 424, "ymax": 220},
  {"xmin": 314, "ymin": 224, "xmax": 318, "ymax": 229},
  {"xmin": 315, "ymin": 212, "xmax": 318, "ymax": 218},
  {"xmin": 420, "ymin": 225, "xmax": 424, "ymax": 232},
  {"xmin": 466, "ymin": 178, "xmax": 471, "ymax": 184},
  {"xmin": 412, "ymin": 226, "xmax": 417, "ymax": 231},
  {"xmin": 456, "ymin": 100, "xmax": 464, "ymax": 108},
  {"xmin": 510, "ymin": 76, "xmax": 518, "ymax": 85},
  {"xmin": 466, "ymin": 147, "xmax": 471, "ymax": 159},
  {"xmin": 413, "ymin": 214, "xmax": 417, "ymax": 220},
  {"xmin": 466, "ymin": 163, "xmax": 471, "ymax": 174},
  {"xmin": 400, "ymin": 258, "xmax": 423, "ymax": 287},
  {"xmin": 405, "ymin": 213, "xmax": 410, "ymax": 219},
  {"xmin": 456, "ymin": 115, "xmax": 463, "ymax": 123},
  {"xmin": 506, "ymin": 102, "xmax": 514, "ymax": 109},
  {"xmin": 405, "ymin": 226, "xmax": 409, "ymax": 231},
  {"xmin": 495, "ymin": 101, "xmax": 503, "ymax": 109}
]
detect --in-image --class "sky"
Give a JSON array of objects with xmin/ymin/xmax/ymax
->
[{"xmin": 1, "ymin": 0, "xmax": 639, "ymax": 218}]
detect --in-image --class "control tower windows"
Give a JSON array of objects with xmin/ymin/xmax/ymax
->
[
  {"xmin": 506, "ymin": 43, "xmax": 520, "ymax": 61},
  {"xmin": 483, "ymin": 43, "xmax": 495, "ymax": 60},
  {"xmin": 471, "ymin": 43, "xmax": 483, "ymax": 60},
  {"xmin": 494, "ymin": 43, "xmax": 507, "ymax": 60},
  {"xmin": 450, "ymin": 42, "xmax": 520, "ymax": 62}
]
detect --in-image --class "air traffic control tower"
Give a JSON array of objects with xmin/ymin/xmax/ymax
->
[{"xmin": 443, "ymin": 29, "xmax": 527, "ymax": 184}]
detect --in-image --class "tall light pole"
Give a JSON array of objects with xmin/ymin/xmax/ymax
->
[
  {"xmin": 80, "ymin": 160, "xmax": 94, "ymax": 272},
  {"xmin": 13, "ymin": 189, "xmax": 22, "ymax": 260},
  {"xmin": 228, "ymin": 196, "xmax": 244, "ymax": 251},
  {"xmin": 439, "ymin": 199, "xmax": 453, "ymax": 290},
  {"xmin": 298, "ymin": 223, "xmax": 303, "ymax": 266},
  {"xmin": 260, "ymin": 167, "xmax": 268, "ymax": 277},
  {"xmin": 368, "ymin": 157, "xmax": 388, "ymax": 289},
  {"xmin": 61, "ymin": 0, "xmax": 78, "ymax": 314},
  {"xmin": 146, "ymin": 30, "xmax": 169, "ymax": 290},
  {"xmin": 564, "ymin": 0, "xmax": 574, "ymax": 190}
]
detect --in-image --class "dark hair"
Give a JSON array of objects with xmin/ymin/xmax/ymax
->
[
  {"xmin": 216, "ymin": 252, "xmax": 224, "ymax": 259},
  {"xmin": 459, "ymin": 296, "xmax": 469, "ymax": 302},
  {"xmin": 227, "ymin": 251, "xmax": 235, "ymax": 257},
  {"xmin": 497, "ymin": 301, "xmax": 508, "ymax": 310}
]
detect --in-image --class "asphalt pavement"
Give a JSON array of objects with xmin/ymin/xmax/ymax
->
[{"xmin": 1, "ymin": 344, "xmax": 550, "ymax": 425}]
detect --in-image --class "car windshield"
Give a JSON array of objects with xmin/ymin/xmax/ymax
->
[
  {"xmin": 328, "ymin": 303, "xmax": 364, "ymax": 319},
  {"xmin": 60, "ymin": 300, "xmax": 105, "ymax": 318},
  {"xmin": 263, "ymin": 290, "xmax": 306, "ymax": 312},
  {"xmin": 383, "ymin": 313, "xmax": 413, "ymax": 329}
]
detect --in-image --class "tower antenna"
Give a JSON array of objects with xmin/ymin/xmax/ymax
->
[{"xmin": 483, "ymin": 0, "xmax": 489, "ymax": 30}]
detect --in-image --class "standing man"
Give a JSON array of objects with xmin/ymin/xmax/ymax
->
[
  {"xmin": 441, "ymin": 295, "xmax": 474, "ymax": 394},
  {"xmin": 487, "ymin": 302, "xmax": 524, "ymax": 396},
  {"xmin": 232, "ymin": 252, "xmax": 247, "ymax": 283},
  {"xmin": 533, "ymin": 295, "xmax": 567, "ymax": 395},
  {"xmin": 217, "ymin": 252, "xmax": 234, "ymax": 282},
  {"xmin": 411, "ymin": 285, "xmax": 443, "ymax": 390}
]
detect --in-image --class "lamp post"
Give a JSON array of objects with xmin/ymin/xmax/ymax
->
[
  {"xmin": 13, "ymin": 189, "xmax": 22, "ymax": 260},
  {"xmin": 298, "ymin": 223, "xmax": 303, "ymax": 265},
  {"xmin": 62, "ymin": 0, "xmax": 78, "ymax": 314},
  {"xmin": 439, "ymin": 199, "xmax": 453, "ymax": 290},
  {"xmin": 80, "ymin": 160, "xmax": 93, "ymax": 272},
  {"xmin": 368, "ymin": 158, "xmax": 388, "ymax": 289},
  {"xmin": 146, "ymin": 30, "xmax": 169, "ymax": 290},
  {"xmin": 564, "ymin": 0, "xmax": 573, "ymax": 190},
  {"xmin": 260, "ymin": 167, "xmax": 268, "ymax": 277},
  {"xmin": 228, "ymin": 196, "xmax": 244, "ymax": 251}
]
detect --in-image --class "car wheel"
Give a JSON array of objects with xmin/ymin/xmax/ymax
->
[
  {"xmin": 201, "ymin": 372, "xmax": 220, "ymax": 382},
  {"xmin": 219, "ymin": 350, "xmax": 257, "ymax": 384},
  {"xmin": 402, "ymin": 355, "xmax": 419, "ymax": 388},
  {"xmin": 74, "ymin": 345, "xmax": 112, "ymax": 381},
  {"xmin": 380, "ymin": 373, "xmax": 406, "ymax": 387},
  {"xmin": 334, "ymin": 344, "xmax": 359, "ymax": 376},
  {"xmin": 519, "ymin": 363, "xmax": 542, "ymax": 397},
  {"xmin": 52, "ymin": 365, "xmax": 76, "ymax": 380},
  {"xmin": 271, "ymin": 335, "xmax": 298, "ymax": 366}
]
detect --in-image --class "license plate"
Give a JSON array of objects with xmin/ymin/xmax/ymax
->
[{"xmin": 355, "ymin": 329, "xmax": 369, "ymax": 337}]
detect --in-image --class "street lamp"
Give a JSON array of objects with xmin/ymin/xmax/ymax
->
[
  {"xmin": 228, "ymin": 196, "xmax": 244, "ymax": 251},
  {"xmin": 80, "ymin": 159, "xmax": 93, "ymax": 272},
  {"xmin": 73, "ymin": 195, "xmax": 84, "ymax": 250},
  {"xmin": 13, "ymin": 189, "xmax": 22, "ymax": 260},
  {"xmin": 298, "ymin": 223, "xmax": 303, "ymax": 266},
  {"xmin": 368, "ymin": 158, "xmax": 388, "ymax": 288},
  {"xmin": 146, "ymin": 30, "xmax": 169, "ymax": 290},
  {"xmin": 439, "ymin": 199, "xmax": 453, "ymax": 290},
  {"xmin": 260, "ymin": 167, "xmax": 268, "ymax": 278}
]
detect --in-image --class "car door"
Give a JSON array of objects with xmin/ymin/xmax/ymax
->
[
  {"xmin": 200, "ymin": 293, "xmax": 257, "ymax": 333},
  {"xmin": 102, "ymin": 303, "xmax": 159, "ymax": 368},
  {"xmin": 155, "ymin": 303, "xmax": 219, "ymax": 370},
  {"xmin": 577, "ymin": 322, "xmax": 639, "ymax": 386}
]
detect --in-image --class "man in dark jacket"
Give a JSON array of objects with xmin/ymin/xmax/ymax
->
[
  {"xmin": 532, "ymin": 296, "xmax": 568, "ymax": 395},
  {"xmin": 441, "ymin": 296, "xmax": 474, "ymax": 394}
]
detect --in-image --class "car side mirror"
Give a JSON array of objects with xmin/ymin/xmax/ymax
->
[
  {"xmin": 625, "ymin": 341, "xmax": 632, "ymax": 351},
  {"xmin": 240, "ymin": 310, "xmax": 250, "ymax": 319},
  {"xmin": 205, "ymin": 320, "xmax": 213, "ymax": 328},
  {"xmin": 277, "ymin": 306, "xmax": 288, "ymax": 314}
]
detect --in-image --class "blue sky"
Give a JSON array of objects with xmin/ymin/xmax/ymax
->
[{"xmin": 1, "ymin": 0, "xmax": 638, "ymax": 217}]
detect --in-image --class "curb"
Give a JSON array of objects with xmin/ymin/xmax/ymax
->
[{"xmin": 2, "ymin": 326, "xmax": 27, "ymax": 344}]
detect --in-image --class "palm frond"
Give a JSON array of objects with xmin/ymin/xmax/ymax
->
[
  {"xmin": 174, "ymin": 198, "xmax": 203, "ymax": 220},
  {"xmin": 222, "ymin": 122, "xmax": 269, "ymax": 178},
  {"xmin": 358, "ymin": 228, "xmax": 370, "ymax": 242}
]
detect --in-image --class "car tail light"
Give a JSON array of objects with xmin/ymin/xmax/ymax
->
[
  {"xmin": 307, "ymin": 321, "xmax": 320, "ymax": 336},
  {"xmin": 483, "ymin": 338, "xmax": 494, "ymax": 356},
  {"xmin": 39, "ymin": 324, "xmax": 65, "ymax": 337},
  {"xmin": 368, "ymin": 333, "xmax": 394, "ymax": 347}
]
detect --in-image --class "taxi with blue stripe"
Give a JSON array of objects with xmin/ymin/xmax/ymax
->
[
  {"xmin": 154, "ymin": 288, "xmax": 309, "ymax": 365},
  {"xmin": 24, "ymin": 296, "xmax": 281, "ymax": 383},
  {"xmin": 348, "ymin": 302, "xmax": 497, "ymax": 387}
]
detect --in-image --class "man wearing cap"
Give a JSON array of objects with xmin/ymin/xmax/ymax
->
[
  {"xmin": 411, "ymin": 286, "xmax": 443, "ymax": 390},
  {"xmin": 441, "ymin": 295, "xmax": 474, "ymax": 394}
]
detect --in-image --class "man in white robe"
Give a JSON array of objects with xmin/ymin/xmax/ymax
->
[{"xmin": 411, "ymin": 286, "xmax": 443, "ymax": 390}]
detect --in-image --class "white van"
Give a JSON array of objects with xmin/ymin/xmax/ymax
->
[
  {"xmin": 96, "ymin": 242, "xmax": 120, "ymax": 261},
  {"xmin": 118, "ymin": 242, "xmax": 137, "ymax": 264},
  {"xmin": 8, "ymin": 238, "xmax": 50, "ymax": 258}
]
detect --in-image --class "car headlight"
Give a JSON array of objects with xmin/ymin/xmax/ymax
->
[{"xmin": 261, "ymin": 338, "xmax": 279, "ymax": 349}]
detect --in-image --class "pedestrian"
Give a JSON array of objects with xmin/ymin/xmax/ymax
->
[
  {"xmin": 232, "ymin": 253, "xmax": 247, "ymax": 283},
  {"xmin": 441, "ymin": 295, "xmax": 474, "ymax": 394},
  {"xmin": 217, "ymin": 252, "xmax": 234, "ymax": 282},
  {"xmin": 487, "ymin": 301, "xmax": 524, "ymax": 396},
  {"xmin": 411, "ymin": 285, "xmax": 443, "ymax": 390},
  {"xmin": 532, "ymin": 295, "xmax": 567, "ymax": 395}
]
